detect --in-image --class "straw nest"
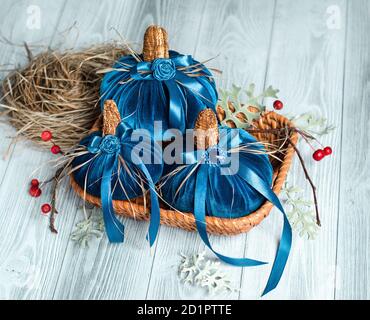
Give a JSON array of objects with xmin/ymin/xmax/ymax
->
[{"xmin": 1, "ymin": 44, "xmax": 125, "ymax": 150}]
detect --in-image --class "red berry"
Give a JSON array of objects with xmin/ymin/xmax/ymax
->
[
  {"xmin": 41, "ymin": 203, "xmax": 51, "ymax": 214},
  {"xmin": 273, "ymin": 100, "xmax": 284, "ymax": 110},
  {"xmin": 323, "ymin": 146, "xmax": 333, "ymax": 156},
  {"xmin": 51, "ymin": 145, "xmax": 61, "ymax": 154},
  {"xmin": 313, "ymin": 149, "xmax": 325, "ymax": 161},
  {"xmin": 41, "ymin": 130, "xmax": 52, "ymax": 142},
  {"xmin": 31, "ymin": 179, "xmax": 39, "ymax": 187},
  {"xmin": 29, "ymin": 187, "xmax": 42, "ymax": 198}
]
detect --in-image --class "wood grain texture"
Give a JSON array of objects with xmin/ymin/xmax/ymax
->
[
  {"xmin": 336, "ymin": 0, "xmax": 370, "ymax": 300},
  {"xmin": 50, "ymin": 0, "xmax": 162, "ymax": 300},
  {"xmin": 0, "ymin": 0, "xmax": 368, "ymax": 300},
  {"xmin": 51, "ymin": 0, "xmax": 226, "ymax": 300},
  {"xmin": 239, "ymin": 0, "xmax": 347, "ymax": 299},
  {"xmin": 146, "ymin": 0, "xmax": 276, "ymax": 300},
  {"xmin": 0, "ymin": 0, "xmax": 70, "ymax": 299}
]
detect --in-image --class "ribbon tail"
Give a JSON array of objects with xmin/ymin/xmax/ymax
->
[
  {"xmin": 132, "ymin": 155, "xmax": 161, "ymax": 247},
  {"xmin": 101, "ymin": 156, "xmax": 125, "ymax": 243},
  {"xmin": 194, "ymin": 165, "xmax": 267, "ymax": 267},
  {"xmin": 164, "ymin": 80, "xmax": 186, "ymax": 133},
  {"xmin": 262, "ymin": 214, "xmax": 292, "ymax": 296},
  {"xmin": 238, "ymin": 162, "xmax": 292, "ymax": 296}
]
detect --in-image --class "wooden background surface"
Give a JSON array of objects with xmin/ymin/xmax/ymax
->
[{"xmin": 0, "ymin": 0, "xmax": 368, "ymax": 300}]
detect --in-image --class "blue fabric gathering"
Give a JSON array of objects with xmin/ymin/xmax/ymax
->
[
  {"xmin": 100, "ymin": 51, "xmax": 218, "ymax": 140},
  {"xmin": 161, "ymin": 128, "xmax": 273, "ymax": 218},
  {"xmin": 71, "ymin": 122, "xmax": 163, "ymax": 246},
  {"xmin": 160, "ymin": 127, "xmax": 292, "ymax": 296}
]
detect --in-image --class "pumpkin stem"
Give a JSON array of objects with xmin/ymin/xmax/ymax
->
[
  {"xmin": 103, "ymin": 100, "xmax": 121, "ymax": 136},
  {"xmin": 194, "ymin": 109, "xmax": 219, "ymax": 150},
  {"xmin": 143, "ymin": 25, "xmax": 170, "ymax": 62}
]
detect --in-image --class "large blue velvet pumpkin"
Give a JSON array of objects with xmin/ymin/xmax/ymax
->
[{"xmin": 100, "ymin": 50, "xmax": 218, "ymax": 140}]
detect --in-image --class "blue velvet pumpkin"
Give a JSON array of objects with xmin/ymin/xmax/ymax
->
[
  {"xmin": 160, "ymin": 124, "xmax": 291, "ymax": 296},
  {"xmin": 100, "ymin": 50, "xmax": 218, "ymax": 140},
  {"xmin": 71, "ymin": 122, "xmax": 163, "ymax": 245},
  {"xmin": 160, "ymin": 127, "xmax": 273, "ymax": 218}
]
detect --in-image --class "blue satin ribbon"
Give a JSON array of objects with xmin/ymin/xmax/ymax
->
[
  {"xmin": 86, "ymin": 123, "xmax": 161, "ymax": 246},
  {"xmin": 194, "ymin": 166, "xmax": 267, "ymax": 267},
  {"xmin": 121, "ymin": 144, "xmax": 161, "ymax": 247},
  {"xmin": 128, "ymin": 55, "xmax": 217, "ymax": 133},
  {"xmin": 101, "ymin": 156, "xmax": 124, "ymax": 243},
  {"xmin": 100, "ymin": 51, "xmax": 218, "ymax": 137},
  {"xmin": 181, "ymin": 129, "xmax": 292, "ymax": 296}
]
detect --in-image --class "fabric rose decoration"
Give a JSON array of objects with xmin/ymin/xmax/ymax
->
[
  {"xmin": 151, "ymin": 58, "xmax": 176, "ymax": 81},
  {"xmin": 92, "ymin": 135, "xmax": 121, "ymax": 154}
]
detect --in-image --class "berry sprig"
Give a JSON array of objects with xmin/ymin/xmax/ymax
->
[
  {"xmin": 29, "ymin": 176, "xmax": 53, "ymax": 217},
  {"xmin": 41, "ymin": 203, "xmax": 52, "ymax": 215},
  {"xmin": 273, "ymin": 100, "xmax": 283, "ymax": 110},
  {"xmin": 271, "ymin": 100, "xmax": 333, "ymax": 163},
  {"xmin": 29, "ymin": 130, "xmax": 78, "ymax": 234},
  {"xmin": 248, "ymin": 99, "xmax": 334, "ymax": 227},
  {"xmin": 312, "ymin": 146, "xmax": 333, "ymax": 161},
  {"xmin": 29, "ymin": 179, "xmax": 42, "ymax": 197},
  {"xmin": 41, "ymin": 130, "xmax": 62, "ymax": 155},
  {"xmin": 28, "ymin": 130, "xmax": 67, "ymax": 226}
]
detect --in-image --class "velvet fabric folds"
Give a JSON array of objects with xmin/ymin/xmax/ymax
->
[
  {"xmin": 100, "ymin": 51, "xmax": 218, "ymax": 140},
  {"xmin": 71, "ymin": 123, "xmax": 163, "ymax": 245},
  {"xmin": 160, "ymin": 127, "xmax": 292, "ymax": 295},
  {"xmin": 161, "ymin": 127, "xmax": 273, "ymax": 218}
]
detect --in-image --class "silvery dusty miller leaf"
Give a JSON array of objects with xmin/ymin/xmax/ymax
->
[
  {"xmin": 218, "ymin": 83, "xmax": 278, "ymax": 128},
  {"xmin": 289, "ymin": 111, "xmax": 335, "ymax": 137},
  {"xmin": 178, "ymin": 252, "xmax": 237, "ymax": 295},
  {"xmin": 281, "ymin": 182, "xmax": 319, "ymax": 240},
  {"xmin": 71, "ymin": 206, "xmax": 104, "ymax": 247}
]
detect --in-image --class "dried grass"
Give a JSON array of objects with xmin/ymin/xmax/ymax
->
[{"xmin": 0, "ymin": 44, "xmax": 125, "ymax": 150}]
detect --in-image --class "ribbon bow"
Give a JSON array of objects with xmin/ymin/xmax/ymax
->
[
  {"xmin": 87, "ymin": 123, "xmax": 161, "ymax": 246},
  {"xmin": 179, "ymin": 128, "xmax": 292, "ymax": 296}
]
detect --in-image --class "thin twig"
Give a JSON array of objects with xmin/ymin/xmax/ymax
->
[
  {"xmin": 247, "ymin": 126, "xmax": 321, "ymax": 226},
  {"xmin": 24, "ymin": 42, "xmax": 33, "ymax": 62},
  {"xmin": 247, "ymin": 127, "xmax": 295, "ymax": 135},
  {"xmin": 49, "ymin": 165, "xmax": 67, "ymax": 233},
  {"xmin": 287, "ymin": 137, "xmax": 321, "ymax": 226}
]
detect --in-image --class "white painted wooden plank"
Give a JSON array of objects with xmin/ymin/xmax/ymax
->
[
  {"xmin": 0, "ymin": 0, "xmax": 65, "ymax": 182},
  {"xmin": 239, "ymin": 0, "xmax": 346, "ymax": 299},
  {"xmin": 146, "ymin": 0, "xmax": 276, "ymax": 300},
  {"xmin": 2, "ymin": 0, "xmax": 365, "ymax": 301},
  {"xmin": 52, "ymin": 0, "xmax": 219, "ymax": 300},
  {"xmin": 0, "ymin": 0, "xmax": 72, "ymax": 299},
  {"xmin": 52, "ymin": 0, "xmax": 207, "ymax": 54},
  {"xmin": 50, "ymin": 0, "xmax": 157, "ymax": 300},
  {"xmin": 336, "ymin": 0, "xmax": 370, "ymax": 300}
]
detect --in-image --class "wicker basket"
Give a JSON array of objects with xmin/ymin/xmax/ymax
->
[
  {"xmin": 70, "ymin": 25, "xmax": 299, "ymax": 235},
  {"xmin": 70, "ymin": 105, "xmax": 298, "ymax": 236}
]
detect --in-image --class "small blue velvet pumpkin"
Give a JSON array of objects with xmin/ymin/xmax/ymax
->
[
  {"xmin": 71, "ymin": 122, "xmax": 163, "ymax": 245},
  {"xmin": 100, "ymin": 45, "xmax": 218, "ymax": 140},
  {"xmin": 72, "ymin": 130, "xmax": 163, "ymax": 200}
]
